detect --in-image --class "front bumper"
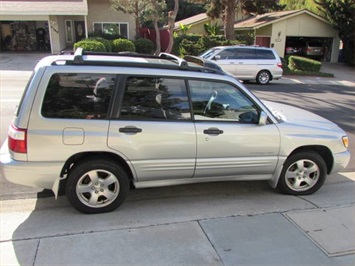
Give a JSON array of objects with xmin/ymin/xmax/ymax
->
[{"xmin": 330, "ymin": 150, "xmax": 351, "ymax": 174}]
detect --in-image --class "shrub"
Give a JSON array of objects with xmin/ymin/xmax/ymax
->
[
  {"xmin": 288, "ymin": 56, "xmax": 321, "ymax": 72},
  {"xmin": 172, "ymin": 34, "xmax": 243, "ymax": 57},
  {"xmin": 112, "ymin": 38, "xmax": 136, "ymax": 53},
  {"xmin": 134, "ymin": 38, "xmax": 154, "ymax": 54},
  {"xmin": 73, "ymin": 39, "xmax": 106, "ymax": 52},
  {"xmin": 88, "ymin": 31, "xmax": 125, "ymax": 41},
  {"xmin": 88, "ymin": 37, "xmax": 112, "ymax": 52}
]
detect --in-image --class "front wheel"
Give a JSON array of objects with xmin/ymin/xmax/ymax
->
[
  {"xmin": 277, "ymin": 152, "xmax": 327, "ymax": 195},
  {"xmin": 256, "ymin": 70, "xmax": 271, "ymax": 85},
  {"xmin": 66, "ymin": 158, "xmax": 129, "ymax": 214}
]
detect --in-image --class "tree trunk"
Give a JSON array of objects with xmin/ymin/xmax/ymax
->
[
  {"xmin": 135, "ymin": 1, "xmax": 140, "ymax": 38},
  {"xmin": 165, "ymin": 0, "xmax": 179, "ymax": 53},
  {"xmin": 153, "ymin": 18, "xmax": 161, "ymax": 55},
  {"xmin": 224, "ymin": 0, "xmax": 236, "ymax": 40}
]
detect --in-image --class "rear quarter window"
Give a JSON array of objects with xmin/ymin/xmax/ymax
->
[
  {"xmin": 256, "ymin": 50, "xmax": 276, "ymax": 59},
  {"xmin": 41, "ymin": 73, "xmax": 116, "ymax": 119}
]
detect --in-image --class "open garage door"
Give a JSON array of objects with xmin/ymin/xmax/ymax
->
[
  {"xmin": 0, "ymin": 21, "xmax": 50, "ymax": 52},
  {"xmin": 285, "ymin": 36, "xmax": 333, "ymax": 62}
]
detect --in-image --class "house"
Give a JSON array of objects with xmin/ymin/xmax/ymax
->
[
  {"xmin": 233, "ymin": 9, "xmax": 340, "ymax": 62},
  {"xmin": 0, "ymin": 0, "xmax": 136, "ymax": 53},
  {"xmin": 173, "ymin": 9, "xmax": 340, "ymax": 62}
]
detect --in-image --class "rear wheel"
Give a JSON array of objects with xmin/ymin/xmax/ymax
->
[
  {"xmin": 66, "ymin": 158, "xmax": 129, "ymax": 214},
  {"xmin": 277, "ymin": 151, "xmax": 327, "ymax": 195},
  {"xmin": 256, "ymin": 70, "xmax": 271, "ymax": 85}
]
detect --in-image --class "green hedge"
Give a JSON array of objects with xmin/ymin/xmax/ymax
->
[
  {"xmin": 288, "ymin": 56, "xmax": 321, "ymax": 72},
  {"xmin": 172, "ymin": 34, "xmax": 242, "ymax": 57},
  {"xmin": 134, "ymin": 38, "xmax": 154, "ymax": 54},
  {"xmin": 87, "ymin": 37, "xmax": 112, "ymax": 52},
  {"xmin": 73, "ymin": 39, "xmax": 106, "ymax": 52},
  {"xmin": 112, "ymin": 38, "xmax": 135, "ymax": 53}
]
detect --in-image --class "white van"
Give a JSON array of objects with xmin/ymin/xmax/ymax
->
[{"xmin": 200, "ymin": 46, "xmax": 283, "ymax": 85}]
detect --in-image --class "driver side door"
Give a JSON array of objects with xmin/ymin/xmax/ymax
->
[{"xmin": 189, "ymin": 80, "xmax": 280, "ymax": 179}]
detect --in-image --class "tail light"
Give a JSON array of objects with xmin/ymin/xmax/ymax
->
[
  {"xmin": 277, "ymin": 62, "xmax": 283, "ymax": 68},
  {"xmin": 8, "ymin": 124, "xmax": 27, "ymax": 153}
]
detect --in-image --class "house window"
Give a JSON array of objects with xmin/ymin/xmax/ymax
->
[{"xmin": 93, "ymin": 22, "xmax": 129, "ymax": 38}]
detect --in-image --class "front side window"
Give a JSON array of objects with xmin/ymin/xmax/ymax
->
[
  {"xmin": 217, "ymin": 48, "xmax": 236, "ymax": 60},
  {"xmin": 42, "ymin": 73, "xmax": 115, "ymax": 119},
  {"xmin": 120, "ymin": 77, "xmax": 191, "ymax": 120},
  {"xmin": 189, "ymin": 80, "xmax": 259, "ymax": 123}
]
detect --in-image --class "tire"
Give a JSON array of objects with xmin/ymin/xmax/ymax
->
[
  {"xmin": 66, "ymin": 158, "xmax": 129, "ymax": 214},
  {"xmin": 277, "ymin": 151, "xmax": 327, "ymax": 195},
  {"xmin": 256, "ymin": 70, "xmax": 271, "ymax": 85}
]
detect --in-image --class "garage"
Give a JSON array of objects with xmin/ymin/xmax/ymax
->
[
  {"xmin": 0, "ymin": 0, "xmax": 88, "ymax": 54},
  {"xmin": 234, "ymin": 9, "xmax": 341, "ymax": 63},
  {"xmin": 285, "ymin": 36, "xmax": 333, "ymax": 61},
  {"xmin": 1, "ymin": 21, "xmax": 50, "ymax": 52}
]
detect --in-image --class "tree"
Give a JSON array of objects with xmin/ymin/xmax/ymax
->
[
  {"xmin": 279, "ymin": 0, "xmax": 318, "ymax": 13},
  {"xmin": 315, "ymin": 0, "xmax": 355, "ymax": 65},
  {"xmin": 242, "ymin": 0, "xmax": 285, "ymax": 14},
  {"xmin": 165, "ymin": 0, "xmax": 179, "ymax": 53},
  {"xmin": 110, "ymin": 0, "xmax": 150, "ymax": 38},
  {"xmin": 191, "ymin": 0, "xmax": 284, "ymax": 40}
]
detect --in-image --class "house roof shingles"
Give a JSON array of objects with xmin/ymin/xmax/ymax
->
[
  {"xmin": 233, "ymin": 9, "xmax": 329, "ymax": 30},
  {"xmin": 0, "ymin": 0, "xmax": 88, "ymax": 16},
  {"xmin": 174, "ymin": 13, "xmax": 209, "ymax": 29}
]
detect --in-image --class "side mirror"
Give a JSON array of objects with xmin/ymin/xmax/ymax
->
[
  {"xmin": 213, "ymin": 55, "xmax": 221, "ymax": 61},
  {"xmin": 258, "ymin": 111, "xmax": 268, "ymax": 126}
]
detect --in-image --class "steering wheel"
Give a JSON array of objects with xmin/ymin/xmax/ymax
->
[{"xmin": 203, "ymin": 90, "xmax": 218, "ymax": 114}]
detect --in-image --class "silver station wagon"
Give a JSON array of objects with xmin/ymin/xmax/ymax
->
[{"xmin": 0, "ymin": 49, "xmax": 350, "ymax": 214}]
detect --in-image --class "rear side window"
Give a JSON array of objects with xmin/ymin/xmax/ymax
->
[
  {"xmin": 42, "ymin": 73, "xmax": 116, "ymax": 119},
  {"xmin": 119, "ymin": 77, "xmax": 191, "ymax": 120},
  {"xmin": 256, "ymin": 49, "xmax": 276, "ymax": 59},
  {"xmin": 235, "ymin": 48, "xmax": 256, "ymax": 59}
]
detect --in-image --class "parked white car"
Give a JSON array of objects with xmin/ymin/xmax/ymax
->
[{"xmin": 200, "ymin": 45, "xmax": 283, "ymax": 85}]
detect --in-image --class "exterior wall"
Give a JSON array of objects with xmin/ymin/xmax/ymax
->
[
  {"xmin": 87, "ymin": 0, "xmax": 135, "ymax": 39},
  {"xmin": 175, "ymin": 18, "xmax": 222, "ymax": 35},
  {"xmin": 0, "ymin": 15, "xmax": 49, "ymax": 21},
  {"xmin": 256, "ymin": 25, "xmax": 272, "ymax": 36}
]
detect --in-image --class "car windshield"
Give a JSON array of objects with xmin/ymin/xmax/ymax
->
[{"xmin": 199, "ymin": 48, "xmax": 222, "ymax": 59}]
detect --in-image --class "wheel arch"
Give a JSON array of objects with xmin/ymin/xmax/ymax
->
[
  {"xmin": 269, "ymin": 145, "xmax": 333, "ymax": 189},
  {"xmin": 288, "ymin": 145, "xmax": 333, "ymax": 174},
  {"xmin": 256, "ymin": 69, "xmax": 272, "ymax": 84},
  {"xmin": 59, "ymin": 152, "xmax": 135, "ymax": 193}
]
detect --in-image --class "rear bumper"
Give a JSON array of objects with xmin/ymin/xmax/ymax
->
[
  {"xmin": 330, "ymin": 150, "xmax": 351, "ymax": 174},
  {"xmin": 0, "ymin": 143, "xmax": 63, "ymax": 190}
]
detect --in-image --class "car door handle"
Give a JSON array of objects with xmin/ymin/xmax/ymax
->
[
  {"xmin": 203, "ymin": 128, "xmax": 224, "ymax": 135},
  {"xmin": 119, "ymin": 126, "xmax": 142, "ymax": 133}
]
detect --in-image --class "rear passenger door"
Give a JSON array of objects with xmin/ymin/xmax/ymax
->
[
  {"xmin": 234, "ymin": 48, "xmax": 257, "ymax": 79},
  {"xmin": 107, "ymin": 76, "xmax": 196, "ymax": 182}
]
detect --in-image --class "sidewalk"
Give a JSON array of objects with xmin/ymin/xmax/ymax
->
[
  {"xmin": 273, "ymin": 62, "xmax": 355, "ymax": 87},
  {"xmin": 1, "ymin": 172, "xmax": 354, "ymax": 265}
]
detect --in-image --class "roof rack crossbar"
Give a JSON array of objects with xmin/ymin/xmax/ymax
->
[
  {"xmin": 73, "ymin": 47, "xmax": 84, "ymax": 64},
  {"xmin": 159, "ymin": 53, "xmax": 188, "ymax": 70}
]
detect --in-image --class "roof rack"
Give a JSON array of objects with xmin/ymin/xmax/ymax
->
[{"xmin": 53, "ymin": 47, "xmax": 223, "ymax": 75}]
